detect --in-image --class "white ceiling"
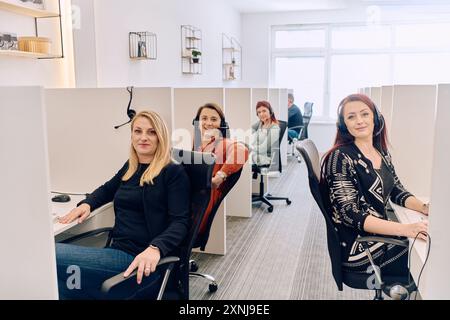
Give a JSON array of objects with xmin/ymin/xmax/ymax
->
[{"xmin": 227, "ymin": 0, "xmax": 450, "ymax": 13}]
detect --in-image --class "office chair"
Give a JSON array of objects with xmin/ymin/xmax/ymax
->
[
  {"xmin": 252, "ymin": 120, "xmax": 292, "ymax": 213},
  {"xmin": 288, "ymin": 102, "xmax": 313, "ymax": 162},
  {"xmin": 59, "ymin": 149, "xmax": 215, "ymax": 300},
  {"xmin": 296, "ymin": 139, "xmax": 415, "ymax": 300},
  {"xmin": 189, "ymin": 167, "xmax": 244, "ymax": 293}
]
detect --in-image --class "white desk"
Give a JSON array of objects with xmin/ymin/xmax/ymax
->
[
  {"xmin": 52, "ymin": 195, "xmax": 114, "ymax": 236},
  {"xmin": 390, "ymin": 197, "xmax": 430, "ymax": 296}
]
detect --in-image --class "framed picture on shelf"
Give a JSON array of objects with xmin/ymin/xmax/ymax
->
[{"xmin": 16, "ymin": 0, "xmax": 46, "ymax": 10}]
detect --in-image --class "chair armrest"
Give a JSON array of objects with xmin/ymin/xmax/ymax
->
[
  {"xmin": 288, "ymin": 125, "xmax": 304, "ymax": 130},
  {"xmin": 355, "ymin": 236, "xmax": 409, "ymax": 247},
  {"xmin": 58, "ymin": 227, "xmax": 114, "ymax": 244},
  {"xmin": 100, "ymin": 256, "xmax": 180, "ymax": 294}
]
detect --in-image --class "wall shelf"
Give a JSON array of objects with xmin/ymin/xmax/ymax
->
[
  {"xmin": 0, "ymin": 0, "xmax": 64, "ymax": 59},
  {"xmin": 0, "ymin": 0, "xmax": 59, "ymax": 18},
  {"xmin": 222, "ymin": 33, "xmax": 242, "ymax": 81},
  {"xmin": 0, "ymin": 49, "xmax": 59, "ymax": 58},
  {"xmin": 181, "ymin": 25, "xmax": 202, "ymax": 75}
]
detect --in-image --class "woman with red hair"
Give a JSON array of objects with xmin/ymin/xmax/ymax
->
[
  {"xmin": 251, "ymin": 100, "xmax": 280, "ymax": 167},
  {"xmin": 321, "ymin": 93, "xmax": 429, "ymax": 278}
]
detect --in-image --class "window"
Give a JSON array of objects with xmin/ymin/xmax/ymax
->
[
  {"xmin": 272, "ymin": 22, "xmax": 450, "ymax": 121},
  {"xmin": 332, "ymin": 26, "xmax": 391, "ymax": 50},
  {"xmin": 275, "ymin": 29, "xmax": 325, "ymax": 49},
  {"xmin": 330, "ymin": 54, "xmax": 390, "ymax": 117},
  {"xmin": 275, "ymin": 57, "xmax": 325, "ymax": 116}
]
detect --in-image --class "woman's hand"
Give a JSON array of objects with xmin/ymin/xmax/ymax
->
[
  {"xmin": 402, "ymin": 220, "xmax": 429, "ymax": 240},
  {"xmin": 123, "ymin": 246, "xmax": 161, "ymax": 284},
  {"xmin": 58, "ymin": 203, "xmax": 91, "ymax": 224},
  {"xmin": 211, "ymin": 175, "xmax": 224, "ymax": 189}
]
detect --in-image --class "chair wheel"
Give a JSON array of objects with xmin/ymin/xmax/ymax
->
[
  {"xmin": 190, "ymin": 261, "xmax": 198, "ymax": 272},
  {"xmin": 209, "ymin": 283, "xmax": 218, "ymax": 293},
  {"xmin": 268, "ymin": 206, "xmax": 274, "ymax": 213},
  {"xmin": 286, "ymin": 199, "xmax": 292, "ymax": 205}
]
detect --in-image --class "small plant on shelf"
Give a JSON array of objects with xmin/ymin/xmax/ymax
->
[{"xmin": 191, "ymin": 49, "xmax": 201, "ymax": 63}]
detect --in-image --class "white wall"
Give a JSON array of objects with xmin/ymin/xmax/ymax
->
[
  {"xmin": 85, "ymin": 0, "xmax": 241, "ymax": 88},
  {"xmin": 0, "ymin": 0, "xmax": 75, "ymax": 87}
]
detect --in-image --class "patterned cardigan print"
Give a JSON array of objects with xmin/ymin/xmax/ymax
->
[{"xmin": 324, "ymin": 143, "xmax": 414, "ymax": 265}]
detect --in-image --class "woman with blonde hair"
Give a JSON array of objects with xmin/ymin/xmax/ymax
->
[{"xmin": 56, "ymin": 110, "xmax": 190, "ymax": 299}]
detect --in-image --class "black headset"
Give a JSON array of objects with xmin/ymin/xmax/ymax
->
[
  {"xmin": 114, "ymin": 86, "xmax": 137, "ymax": 129},
  {"xmin": 256, "ymin": 101, "xmax": 274, "ymax": 117},
  {"xmin": 336, "ymin": 100, "xmax": 385, "ymax": 136}
]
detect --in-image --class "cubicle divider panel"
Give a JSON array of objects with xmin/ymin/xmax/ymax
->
[
  {"xmin": 1, "ymin": 86, "xmax": 58, "ymax": 299},
  {"xmin": 390, "ymin": 85, "xmax": 437, "ymax": 197},
  {"xmin": 173, "ymin": 88, "xmax": 225, "ymax": 255},
  {"xmin": 278, "ymin": 88, "xmax": 288, "ymax": 166},
  {"xmin": 426, "ymin": 84, "xmax": 450, "ymax": 299},
  {"xmin": 224, "ymin": 88, "xmax": 252, "ymax": 218},
  {"xmin": 370, "ymin": 87, "xmax": 382, "ymax": 109},
  {"xmin": 251, "ymin": 88, "xmax": 269, "ymax": 125},
  {"xmin": 380, "ymin": 85, "xmax": 394, "ymax": 134},
  {"xmin": 45, "ymin": 88, "xmax": 172, "ymax": 193}
]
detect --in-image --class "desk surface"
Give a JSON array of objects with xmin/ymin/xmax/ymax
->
[
  {"xmin": 52, "ymin": 195, "xmax": 113, "ymax": 236},
  {"xmin": 390, "ymin": 197, "xmax": 429, "ymax": 295}
]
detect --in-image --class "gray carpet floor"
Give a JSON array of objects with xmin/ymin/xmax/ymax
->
[{"xmin": 190, "ymin": 157, "xmax": 374, "ymax": 300}]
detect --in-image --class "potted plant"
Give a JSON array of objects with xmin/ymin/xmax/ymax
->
[{"xmin": 191, "ymin": 49, "xmax": 201, "ymax": 63}]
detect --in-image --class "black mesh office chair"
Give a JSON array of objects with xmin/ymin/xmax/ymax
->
[
  {"xmin": 189, "ymin": 167, "xmax": 244, "ymax": 293},
  {"xmin": 252, "ymin": 120, "xmax": 292, "ymax": 213},
  {"xmin": 59, "ymin": 149, "xmax": 215, "ymax": 300},
  {"xmin": 296, "ymin": 139, "xmax": 415, "ymax": 300},
  {"xmin": 288, "ymin": 102, "xmax": 314, "ymax": 162}
]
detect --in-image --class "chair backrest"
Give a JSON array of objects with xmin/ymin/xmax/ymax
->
[
  {"xmin": 301, "ymin": 102, "xmax": 314, "ymax": 140},
  {"xmin": 171, "ymin": 148, "xmax": 215, "ymax": 298},
  {"xmin": 273, "ymin": 120, "xmax": 287, "ymax": 173},
  {"xmin": 296, "ymin": 139, "xmax": 344, "ymax": 290},
  {"xmin": 194, "ymin": 167, "xmax": 244, "ymax": 251}
]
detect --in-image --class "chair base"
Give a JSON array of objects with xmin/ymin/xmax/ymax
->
[
  {"xmin": 252, "ymin": 170, "xmax": 292, "ymax": 212},
  {"xmin": 189, "ymin": 272, "xmax": 218, "ymax": 293}
]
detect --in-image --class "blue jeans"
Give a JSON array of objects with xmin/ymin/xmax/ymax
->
[
  {"xmin": 288, "ymin": 129, "xmax": 299, "ymax": 141},
  {"xmin": 55, "ymin": 243, "xmax": 162, "ymax": 300}
]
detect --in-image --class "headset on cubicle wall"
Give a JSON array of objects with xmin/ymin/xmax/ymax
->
[{"xmin": 114, "ymin": 86, "xmax": 137, "ymax": 129}]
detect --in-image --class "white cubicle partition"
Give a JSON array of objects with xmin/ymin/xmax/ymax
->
[
  {"xmin": 426, "ymin": 84, "xmax": 450, "ymax": 299},
  {"xmin": 251, "ymin": 88, "xmax": 269, "ymax": 124},
  {"xmin": 45, "ymin": 88, "xmax": 173, "ymax": 192},
  {"xmin": 173, "ymin": 88, "xmax": 226, "ymax": 255},
  {"xmin": 269, "ymin": 88, "xmax": 288, "ymax": 166},
  {"xmin": 0, "ymin": 87, "xmax": 58, "ymax": 299},
  {"xmin": 380, "ymin": 86, "xmax": 394, "ymax": 134},
  {"xmin": 364, "ymin": 87, "xmax": 371, "ymax": 97},
  {"xmin": 224, "ymin": 88, "xmax": 252, "ymax": 218},
  {"xmin": 390, "ymin": 85, "xmax": 437, "ymax": 197},
  {"xmin": 370, "ymin": 87, "xmax": 381, "ymax": 108}
]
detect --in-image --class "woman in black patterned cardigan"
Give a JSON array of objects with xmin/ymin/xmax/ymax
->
[{"xmin": 321, "ymin": 94, "xmax": 428, "ymax": 276}]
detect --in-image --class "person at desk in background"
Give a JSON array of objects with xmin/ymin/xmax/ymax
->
[
  {"xmin": 287, "ymin": 93, "xmax": 304, "ymax": 141},
  {"xmin": 193, "ymin": 103, "xmax": 248, "ymax": 236},
  {"xmin": 251, "ymin": 101, "xmax": 280, "ymax": 176},
  {"xmin": 56, "ymin": 111, "xmax": 190, "ymax": 299},
  {"xmin": 321, "ymin": 93, "xmax": 429, "ymax": 277}
]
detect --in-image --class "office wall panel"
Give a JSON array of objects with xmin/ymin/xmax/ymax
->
[
  {"xmin": 225, "ymin": 88, "xmax": 252, "ymax": 218},
  {"xmin": 390, "ymin": 85, "xmax": 437, "ymax": 197},
  {"xmin": 0, "ymin": 87, "xmax": 58, "ymax": 299},
  {"xmin": 45, "ymin": 88, "xmax": 172, "ymax": 193},
  {"xmin": 380, "ymin": 86, "xmax": 394, "ymax": 134}
]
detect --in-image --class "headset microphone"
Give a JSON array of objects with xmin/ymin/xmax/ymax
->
[{"xmin": 114, "ymin": 86, "xmax": 137, "ymax": 129}]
